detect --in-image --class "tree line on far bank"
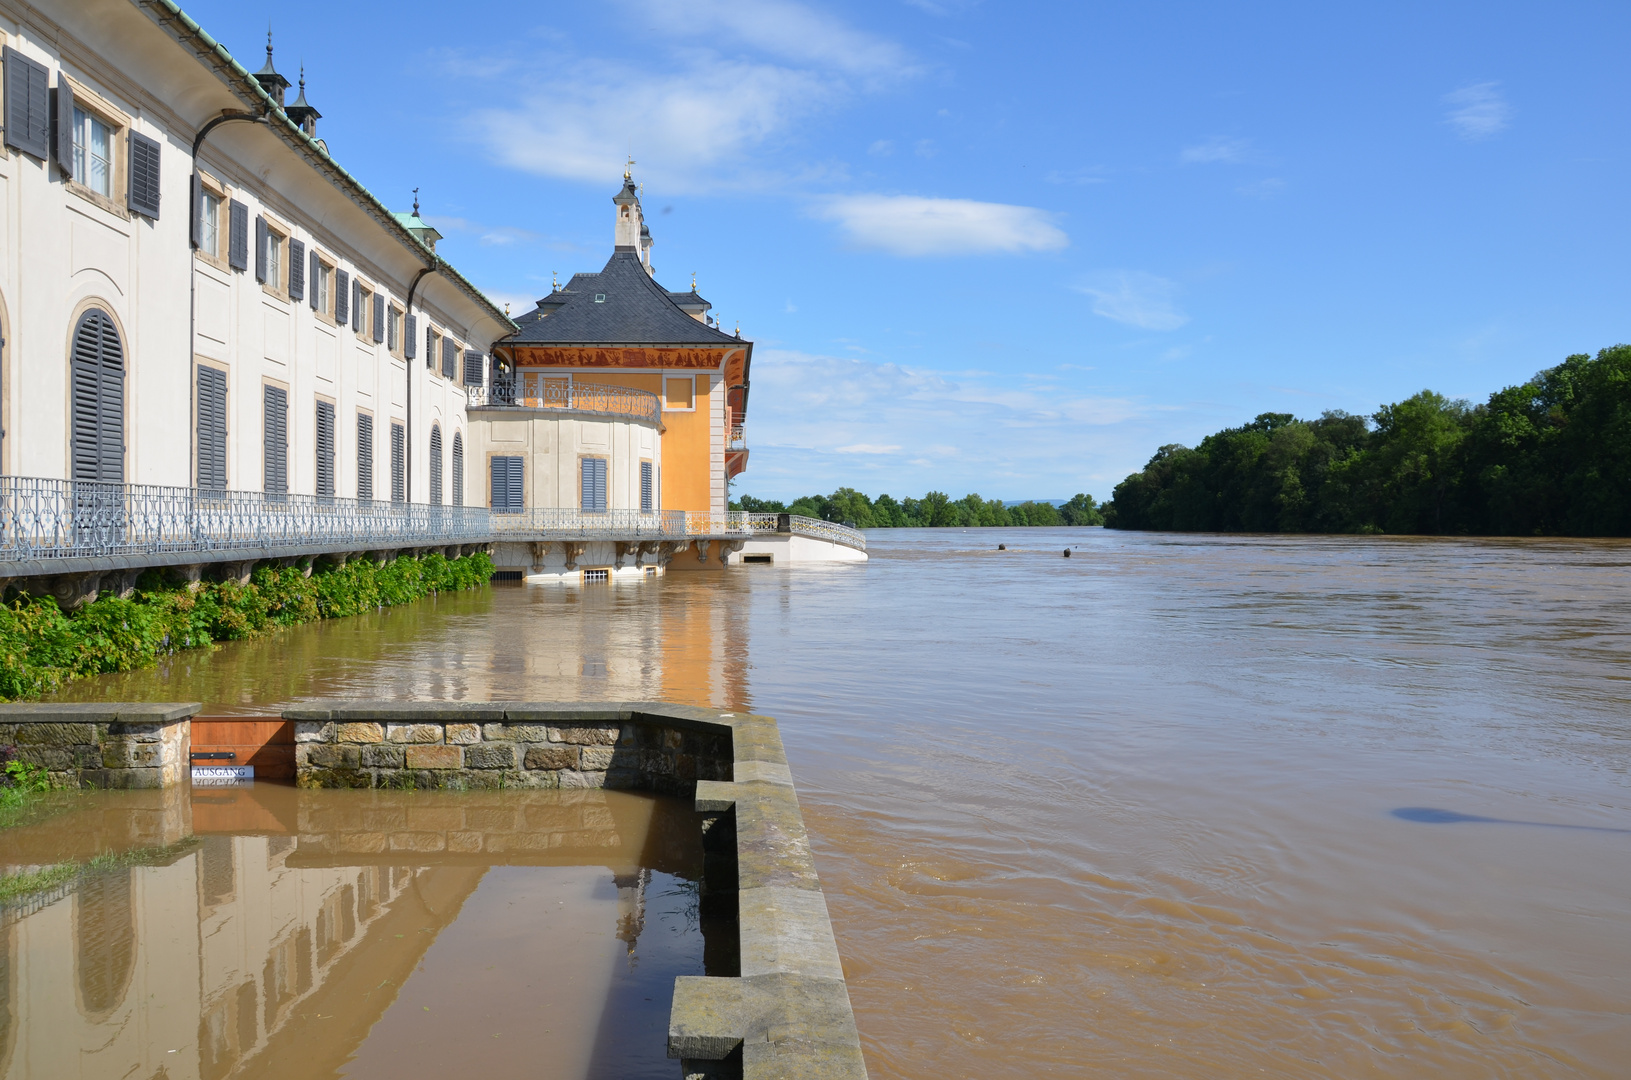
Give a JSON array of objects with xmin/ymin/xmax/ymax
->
[
  {"xmin": 1106, "ymin": 345, "xmax": 1631, "ymax": 535},
  {"xmin": 729, "ymin": 490, "xmax": 1105, "ymax": 528}
]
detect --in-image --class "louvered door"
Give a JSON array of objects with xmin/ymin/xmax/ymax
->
[
  {"xmin": 452, "ymin": 432, "xmax": 464, "ymax": 506},
  {"xmin": 196, "ymin": 366, "xmax": 227, "ymax": 489},
  {"xmin": 70, "ymin": 309, "xmax": 125, "ymax": 483},
  {"xmin": 315, "ymin": 401, "xmax": 336, "ymax": 497},
  {"xmin": 429, "ymin": 425, "xmax": 443, "ymax": 506},
  {"xmin": 263, "ymin": 385, "xmax": 288, "ymax": 496}
]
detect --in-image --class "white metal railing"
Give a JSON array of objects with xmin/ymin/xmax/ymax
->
[
  {"xmin": 471, "ymin": 374, "xmax": 661, "ymax": 426},
  {"xmin": 0, "ymin": 476, "xmax": 770, "ymax": 568},
  {"xmin": 735, "ymin": 512, "xmax": 866, "ymax": 551}
]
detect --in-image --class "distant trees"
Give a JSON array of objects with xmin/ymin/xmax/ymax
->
[
  {"xmin": 729, "ymin": 489, "xmax": 1106, "ymax": 528},
  {"xmin": 1106, "ymin": 345, "xmax": 1631, "ymax": 536}
]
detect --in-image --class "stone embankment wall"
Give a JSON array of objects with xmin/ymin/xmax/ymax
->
[
  {"xmin": 285, "ymin": 702, "xmax": 732, "ymax": 794},
  {"xmin": 0, "ymin": 703, "xmax": 196, "ymax": 788}
]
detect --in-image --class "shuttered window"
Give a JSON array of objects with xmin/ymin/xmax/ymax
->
[
  {"xmin": 580, "ymin": 457, "xmax": 608, "ymax": 513},
  {"xmin": 352, "ymin": 280, "xmax": 364, "ymax": 333},
  {"xmin": 463, "ymin": 350, "xmax": 484, "ymax": 387},
  {"xmin": 357, "ymin": 413, "xmax": 374, "ymax": 501},
  {"xmin": 255, "ymin": 215, "xmax": 268, "ymax": 282},
  {"xmin": 315, "ymin": 401, "xmax": 335, "ymax": 497},
  {"xmin": 640, "ymin": 461, "xmax": 653, "ymax": 512},
  {"xmin": 70, "ymin": 309, "xmax": 124, "ymax": 483},
  {"xmin": 429, "ymin": 425, "xmax": 443, "ymax": 506},
  {"xmin": 441, "ymin": 336, "xmax": 456, "ymax": 380},
  {"xmin": 127, "ymin": 131, "xmax": 161, "ymax": 218},
  {"xmin": 452, "ymin": 432, "xmax": 464, "ymax": 506},
  {"xmin": 491, "ymin": 456, "xmax": 523, "ymax": 512},
  {"xmin": 51, "ymin": 78, "xmax": 74, "ymax": 169},
  {"xmin": 263, "ymin": 385, "xmax": 288, "ymax": 495},
  {"xmin": 228, "ymin": 200, "xmax": 249, "ymax": 271},
  {"xmin": 406, "ymin": 314, "xmax": 418, "ymax": 361},
  {"xmin": 373, "ymin": 294, "xmax": 386, "ymax": 345},
  {"xmin": 196, "ymin": 366, "xmax": 228, "ymax": 489},
  {"xmin": 335, "ymin": 269, "xmax": 350, "ymax": 325},
  {"xmin": 3, "ymin": 47, "xmax": 49, "ymax": 159},
  {"xmin": 288, "ymin": 239, "xmax": 306, "ymax": 302},
  {"xmin": 428, "ymin": 326, "xmax": 439, "ymax": 373},
  {"xmin": 390, "ymin": 422, "xmax": 405, "ymax": 503}
]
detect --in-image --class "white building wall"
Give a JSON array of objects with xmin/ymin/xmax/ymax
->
[{"xmin": 466, "ymin": 408, "xmax": 661, "ymax": 511}]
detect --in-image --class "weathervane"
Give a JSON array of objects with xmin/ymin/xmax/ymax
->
[
  {"xmin": 624, "ymin": 154, "xmax": 636, "ymax": 180},
  {"xmin": 691, "ymin": 271, "xmax": 697, "ymax": 292},
  {"xmin": 412, "ymin": 186, "xmax": 420, "ymax": 215},
  {"xmin": 551, "ymin": 270, "xmax": 559, "ymax": 291}
]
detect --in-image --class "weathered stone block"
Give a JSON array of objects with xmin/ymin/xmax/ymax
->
[
  {"xmin": 560, "ymin": 769, "xmax": 607, "ymax": 790},
  {"xmin": 406, "ymin": 744, "xmax": 461, "ymax": 770},
  {"xmin": 15, "ymin": 723, "xmax": 98, "ymax": 747},
  {"xmin": 296, "ymin": 767, "xmax": 373, "ymax": 789},
  {"xmin": 16, "ymin": 747, "xmax": 70, "ymax": 770},
  {"xmin": 107, "ymin": 723, "xmax": 164, "ymax": 742},
  {"xmin": 445, "ymin": 723, "xmax": 481, "ymax": 745},
  {"xmin": 0, "ymin": 725, "xmax": 16, "ymax": 743},
  {"xmin": 465, "ymin": 743, "xmax": 518, "ymax": 770},
  {"xmin": 386, "ymin": 723, "xmax": 443, "ymax": 744},
  {"xmin": 579, "ymin": 745, "xmax": 615, "ymax": 771},
  {"xmin": 484, "ymin": 723, "xmax": 552, "ymax": 742},
  {"xmin": 294, "ymin": 721, "xmax": 335, "ymax": 743},
  {"xmin": 102, "ymin": 740, "xmax": 161, "ymax": 769},
  {"xmin": 551, "ymin": 725, "xmax": 620, "ymax": 746},
  {"xmin": 523, "ymin": 745, "xmax": 577, "ymax": 770},
  {"xmin": 447, "ymin": 831, "xmax": 484, "ymax": 853},
  {"xmin": 337, "ymin": 722, "xmax": 385, "ymax": 744},
  {"xmin": 361, "ymin": 745, "xmax": 407, "ymax": 769},
  {"xmin": 307, "ymin": 744, "xmax": 363, "ymax": 769},
  {"xmin": 94, "ymin": 766, "xmax": 166, "ymax": 790}
]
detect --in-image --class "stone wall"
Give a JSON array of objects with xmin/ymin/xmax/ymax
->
[
  {"xmin": 285, "ymin": 702, "xmax": 731, "ymax": 795},
  {"xmin": 0, "ymin": 703, "xmax": 197, "ymax": 788}
]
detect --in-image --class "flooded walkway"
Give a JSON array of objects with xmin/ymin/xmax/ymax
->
[
  {"xmin": 0, "ymin": 786, "xmax": 704, "ymax": 1080},
  {"xmin": 32, "ymin": 529, "xmax": 1631, "ymax": 1077}
]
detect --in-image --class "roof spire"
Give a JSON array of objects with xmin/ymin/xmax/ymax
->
[
  {"xmin": 552, "ymin": 271, "xmax": 560, "ymax": 291},
  {"xmin": 624, "ymin": 154, "xmax": 636, "ymax": 181},
  {"xmin": 412, "ymin": 186, "xmax": 420, "ymax": 215},
  {"xmin": 251, "ymin": 24, "xmax": 291, "ymax": 106},
  {"xmin": 691, "ymin": 271, "xmax": 697, "ymax": 292}
]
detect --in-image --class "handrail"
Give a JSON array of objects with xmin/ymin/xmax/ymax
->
[
  {"xmin": 736, "ymin": 512, "xmax": 866, "ymax": 551},
  {"xmin": 470, "ymin": 374, "xmax": 661, "ymax": 426}
]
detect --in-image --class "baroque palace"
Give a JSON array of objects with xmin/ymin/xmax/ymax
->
[{"xmin": 0, "ymin": 0, "xmax": 863, "ymax": 600}]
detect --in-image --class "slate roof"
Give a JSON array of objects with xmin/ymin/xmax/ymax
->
[{"xmin": 506, "ymin": 252, "xmax": 743, "ymax": 346}]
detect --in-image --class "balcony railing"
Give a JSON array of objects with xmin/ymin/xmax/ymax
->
[
  {"xmin": 0, "ymin": 477, "xmax": 865, "ymax": 571},
  {"xmin": 470, "ymin": 374, "xmax": 661, "ymax": 426}
]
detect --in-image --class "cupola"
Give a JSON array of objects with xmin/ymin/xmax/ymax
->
[
  {"xmin": 393, "ymin": 189, "xmax": 443, "ymax": 252},
  {"xmin": 251, "ymin": 32, "xmax": 290, "ymax": 107},
  {"xmin": 285, "ymin": 68, "xmax": 321, "ymax": 137}
]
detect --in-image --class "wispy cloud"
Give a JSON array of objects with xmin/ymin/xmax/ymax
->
[
  {"xmin": 1443, "ymin": 81, "xmax": 1509, "ymax": 140},
  {"xmin": 868, "ymin": 139, "xmax": 895, "ymax": 156},
  {"xmin": 812, "ymin": 194, "xmax": 1068, "ymax": 256},
  {"xmin": 641, "ymin": 0, "xmax": 912, "ymax": 80},
  {"xmin": 835, "ymin": 443, "xmax": 903, "ymax": 454},
  {"xmin": 1073, "ymin": 272, "xmax": 1189, "ymax": 331},
  {"xmin": 1181, "ymin": 137, "xmax": 1250, "ymax": 164}
]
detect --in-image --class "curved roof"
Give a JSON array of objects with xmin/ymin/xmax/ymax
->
[{"xmin": 505, "ymin": 252, "xmax": 744, "ymax": 347}]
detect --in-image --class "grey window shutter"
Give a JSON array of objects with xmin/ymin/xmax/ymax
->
[
  {"xmin": 3, "ymin": 47, "xmax": 49, "ymax": 159},
  {"xmin": 373, "ymin": 294, "xmax": 386, "ymax": 344},
  {"xmin": 390, "ymin": 422, "xmax": 405, "ymax": 503},
  {"xmin": 428, "ymin": 326, "xmax": 438, "ymax": 372},
  {"xmin": 406, "ymin": 314, "xmax": 417, "ymax": 360},
  {"xmin": 127, "ymin": 131, "xmax": 161, "ymax": 218},
  {"xmin": 50, "ymin": 76, "xmax": 73, "ymax": 170},
  {"xmin": 315, "ymin": 401, "xmax": 335, "ymax": 497},
  {"xmin": 441, "ymin": 337, "xmax": 455, "ymax": 380},
  {"xmin": 309, "ymin": 249, "xmax": 320, "ymax": 310},
  {"xmin": 70, "ymin": 309, "xmax": 125, "ymax": 483},
  {"xmin": 357, "ymin": 413, "xmax": 374, "ymax": 500},
  {"xmin": 492, "ymin": 456, "xmax": 522, "ymax": 512},
  {"xmin": 509, "ymin": 458, "xmax": 523, "ymax": 511},
  {"xmin": 595, "ymin": 458, "xmax": 607, "ymax": 511},
  {"xmin": 254, "ymin": 215, "xmax": 268, "ymax": 282},
  {"xmin": 462, "ymin": 350, "xmax": 484, "ymax": 387},
  {"xmin": 429, "ymin": 425, "xmax": 443, "ymax": 505},
  {"xmin": 582, "ymin": 458, "xmax": 607, "ymax": 512},
  {"xmin": 641, "ymin": 461, "xmax": 652, "ymax": 511},
  {"xmin": 228, "ymin": 200, "xmax": 249, "ymax": 270},
  {"xmin": 263, "ymin": 385, "xmax": 288, "ymax": 495},
  {"xmin": 491, "ymin": 458, "xmax": 504, "ymax": 510},
  {"xmin": 351, "ymin": 280, "xmax": 362, "ymax": 332},
  {"xmin": 196, "ymin": 366, "xmax": 228, "ymax": 489},
  {"xmin": 189, "ymin": 173, "xmax": 202, "ymax": 248},
  {"xmin": 452, "ymin": 432, "xmax": 464, "ymax": 506},
  {"xmin": 335, "ymin": 269, "xmax": 349, "ymax": 324},
  {"xmin": 288, "ymin": 238, "xmax": 305, "ymax": 301}
]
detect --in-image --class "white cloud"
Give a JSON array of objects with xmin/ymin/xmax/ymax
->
[
  {"xmin": 1444, "ymin": 81, "xmax": 1509, "ymax": 140},
  {"xmin": 1073, "ymin": 272, "xmax": 1189, "ymax": 331},
  {"xmin": 1181, "ymin": 137, "xmax": 1249, "ymax": 164},
  {"xmin": 812, "ymin": 194, "xmax": 1068, "ymax": 256},
  {"xmin": 835, "ymin": 444, "xmax": 902, "ymax": 454},
  {"xmin": 640, "ymin": 0, "xmax": 912, "ymax": 79},
  {"xmin": 868, "ymin": 139, "xmax": 895, "ymax": 156}
]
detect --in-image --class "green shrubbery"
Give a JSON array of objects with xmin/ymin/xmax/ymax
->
[
  {"xmin": 730, "ymin": 489, "xmax": 1105, "ymax": 528},
  {"xmin": 0, "ymin": 551, "xmax": 493, "ymax": 701}
]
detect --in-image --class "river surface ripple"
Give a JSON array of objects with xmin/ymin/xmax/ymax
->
[{"xmin": 56, "ymin": 528, "xmax": 1631, "ymax": 1078}]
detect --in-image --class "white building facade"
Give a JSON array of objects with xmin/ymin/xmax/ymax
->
[{"xmin": 0, "ymin": 0, "xmax": 511, "ymax": 505}]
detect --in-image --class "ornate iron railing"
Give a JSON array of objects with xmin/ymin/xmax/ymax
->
[
  {"xmin": 471, "ymin": 374, "xmax": 662, "ymax": 426},
  {"xmin": 736, "ymin": 512, "xmax": 867, "ymax": 551}
]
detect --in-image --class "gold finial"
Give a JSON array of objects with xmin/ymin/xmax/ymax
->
[
  {"xmin": 691, "ymin": 271, "xmax": 697, "ymax": 292},
  {"xmin": 505, "ymin": 302, "xmax": 511, "ymax": 316},
  {"xmin": 624, "ymin": 154, "xmax": 635, "ymax": 180},
  {"xmin": 551, "ymin": 270, "xmax": 559, "ymax": 291}
]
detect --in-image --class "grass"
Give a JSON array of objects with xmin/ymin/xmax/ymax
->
[{"xmin": 0, "ymin": 837, "xmax": 202, "ymax": 907}]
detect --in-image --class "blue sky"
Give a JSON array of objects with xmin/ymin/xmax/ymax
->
[{"xmin": 183, "ymin": 0, "xmax": 1629, "ymax": 502}]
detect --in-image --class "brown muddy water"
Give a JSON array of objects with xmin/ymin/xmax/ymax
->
[{"xmin": 29, "ymin": 528, "xmax": 1631, "ymax": 1077}]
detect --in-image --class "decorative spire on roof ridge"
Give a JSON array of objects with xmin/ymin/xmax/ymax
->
[
  {"xmin": 252, "ymin": 26, "xmax": 290, "ymax": 107},
  {"xmin": 285, "ymin": 64, "xmax": 321, "ymax": 136},
  {"xmin": 691, "ymin": 271, "xmax": 697, "ymax": 292}
]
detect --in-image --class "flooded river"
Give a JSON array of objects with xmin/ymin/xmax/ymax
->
[{"xmin": 32, "ymin": 529, "xmax": 1631, "ymax": 1077}]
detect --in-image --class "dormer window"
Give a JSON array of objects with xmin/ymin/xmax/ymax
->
[{"xmin": 594, "ymin": 294, "xmax": 606, "ymax": 303}]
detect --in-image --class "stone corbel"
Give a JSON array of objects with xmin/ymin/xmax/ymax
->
[
  {"xmin": 695, "ymin": 539, "xmax": 712, "ymax": 564},
  {"xmin": 29, "ymin": 572, "xmax": 103, "ymax": 611},
  {"xmin": 723, "ymin": 540, "xmax": 746, "ymax": 564},
  {"xmin": 529, "ymin": 541, "xmax": 550, "ymax": 568},
  {"xmin": 563, "ymin": 542, "xmax": 588, "ymax": 570},
  {"xmin": 657, "ymin": 540, "xmax": 688, "ymax": 568},
  {"xmin": 615, "ymin": 542, "xmax": 632, "ymax": 570}
]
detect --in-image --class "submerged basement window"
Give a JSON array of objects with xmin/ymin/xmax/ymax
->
[
  {"xmin": 491, "ymin": 570, "xmax": 524, "ymax": 582},
  {"xmin": 583, "ymin": 568, "xmax": 610, "ymax": 583},
  {"xmin": 743, "ymin": 554, "xmax": 773, "ymax": 565}
]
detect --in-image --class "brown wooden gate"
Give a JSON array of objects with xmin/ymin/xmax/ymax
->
[{"xmin": 190, "ymin": 717, "xmax": 295, "ymax": 779}]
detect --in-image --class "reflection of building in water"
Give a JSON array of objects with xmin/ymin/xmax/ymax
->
[
  {"xmin": 614, "ymin": 868, "xmax": 651, "ymax": 955},
  {"xmin": 0, "ymin": 834, "xmax": 445, "ymax": 1080}
]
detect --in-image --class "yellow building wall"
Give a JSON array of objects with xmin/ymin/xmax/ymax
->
[{"xmin": 660, "ymin": 374, "xmax": 714, "ymax": 514}]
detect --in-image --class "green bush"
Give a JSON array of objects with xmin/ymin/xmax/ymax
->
[{"xmin": 0, "ymin": 551, "xmax": 494, "ymax": 702}]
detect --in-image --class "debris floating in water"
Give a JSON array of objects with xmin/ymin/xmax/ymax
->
[
  {"xmin": 998, "ymin": 544, "xmax": 1006, "ymax": 550},
  {"xmin": 1063, "ymin": 549, "xmax": 1071, "ymax": 558}
]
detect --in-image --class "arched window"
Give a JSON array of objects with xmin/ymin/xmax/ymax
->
[
  {"xmin": 429, "ymin": 424, "xmax": 443, "ymax": 506},
  {"xmin": 70, "ymin": 308, "xmax": 125, "ymax": 483},
  {"xmin": 451, "ymin": 431, "xmax": 464, "ymax": 506},
  {"xmin": 75, "ymin": 869, "xmax": 135, "ymax": 1017}
]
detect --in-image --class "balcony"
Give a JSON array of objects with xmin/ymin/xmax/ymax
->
[{"xmin": 470, "ymin": 374, "xmax": 662, "ymax": 427}]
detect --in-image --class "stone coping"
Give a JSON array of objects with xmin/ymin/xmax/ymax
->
[
  {"xmin": 0, "ymin": 702, "xmax": 201, "ymax": 723},
  {"xmin": 0, "ymin": 702, "xmax": 199, "ymax": 789}
]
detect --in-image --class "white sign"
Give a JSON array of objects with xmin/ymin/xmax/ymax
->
[{"xmin": 192, "ymin": 765, "xmax": 254, "ymax": 784}]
